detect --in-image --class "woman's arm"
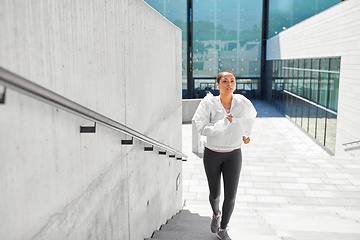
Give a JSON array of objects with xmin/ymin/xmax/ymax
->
[
  {"xmin": 192, "ymin": 100, "xmax": 230, "ymax": 136},
  {"xmin": 242, "ymin": 99, "xmax": 257, "ymax": 137}
]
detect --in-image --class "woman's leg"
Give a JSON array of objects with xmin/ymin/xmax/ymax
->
[
  {"xmin": 220, "ymin": 149, "xmax": 242, "ymax": 229},
  {"xmin": 203, "ymin": 147, "xmax": 223, "ymax": 216}
]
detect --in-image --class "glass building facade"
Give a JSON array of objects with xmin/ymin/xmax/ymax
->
[
  {"xmin": 269, "ymin": 57, "xmax": 340, "ymax": 153},
  {"xmin": 144, "ymin": 0, "xmax": 343, "ymax": 152},
  {"xmin": 192, "ymin": 0, "xmax": 262, "ymax": 99},
  {"xmin": 144, "ymin": 0, "xmax": 341, "ymax": 99}
]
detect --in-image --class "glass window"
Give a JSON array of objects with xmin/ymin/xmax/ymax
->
[
  {"xmin": 289, "ymin": 59, "xmax": 294, "ymax": 68},
  {"xmin": 302, "ymin": 101, "xmax": 310, "ymax": 132},
  {"xmin": 308, "ymin": 104, "xmax": 317, "ymax": 137},
  {"xmin": 236, "ymin": 79, "xmax": 258, "ymax": 98},
  {"xmin": 284, "ymin": 78, "xmax": 290, "ymax": 91},
  {"xmin": 194, "ymin": 79, "xmax": 219, "ymax": 98},
  {"xmin": 304, "ymin": 59, "xmax": 312, "ymax": 71},
  {"xmin": 251, "ymin": 79, "xmax": 259, "ymax": 96},
  {"xmin": 299, "ymin": 59, "xmax": 305, "ymax": 69},
  {"xmin": 311, "ymin": 58, "xmax": 320, "ymax": 103},
  {"xmin": 328, "ymin": 73, "xmax": 339, "ymax": 112},
  {"xmin": 288, "ymin": 60, "xmax": 294, "ymax": 93},
  {"xmin": 304, "ymin": 70, "xmax": 311, "ymax": 99},
  {"xmin": 284, "ymin": 61, "xmax": 289, "ymax": 77},
  {"xmin": 321, "ymin": 58, "xmax": 330, "ymax": 71},
  {"xmin": 280, "ymin": 89, "xmax": 286, "ymax": 113},
  {"xmin": 312, "ymin": 59, "xmax": 320, "ymax": 70},
  {"xmin": 291, "ymin": 96, "xmax": 298, "ymax": 122},
  {"xmin": 296, "ymin": 97, "xmax": 303, "ymax": 127},
  {"xmin": 292, "ymin": 69, "xmax": 298, "ymax": 94},
  {"xmin": 311, "ymin": 71, "xmax": 319, "ymax": 103},
  {"xmin": 193, "ymin": 0, "xmax": 262, "ymax": 78},
  {"xmin": 330, "ymin": 57, "xmax": 341, "ymax": 72},
  {"xmin": 273, "ymin": 60, "xmax": 279, "ymax": 77},
  {"xmin": 280, "ymin": 60, "xmax": 284, "ymax": 77},
  {"xmin": 285, "ymin": 94, "xmax": 292, "ymax": 118},
  {"xmin": 325, "ymin": 112, "xmax": 337, "ymax": 153},
  {"xmin": 270, "ymin": 57, "xmax": 340, "ymax": 154},
  {"xmin": 319, "ymin": 73, "xmax": 329, "ymax": 107},
  {"xmin": 268, "ymin": 0, "xmax": 342, "ymax": 38},
  {"xmin": 316, "ymin": 108, "xmax": 327, "ymax": 145},
  {"xmin": 298, "ymin": 59, "xmax": 304, "ymax": 97},
  {"xmin": 274, "ymin": 80, "xmax": 279, "ymax": 107}
]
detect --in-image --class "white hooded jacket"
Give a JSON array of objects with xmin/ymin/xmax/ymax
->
[{"xmin": 192, "ymin": 92, "xmax": 257, "ymax": 151}]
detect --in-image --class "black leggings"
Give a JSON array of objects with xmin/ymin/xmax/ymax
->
[{"xmin": 203, "ymin": 147, "xmax": 242, "ymax": 229}]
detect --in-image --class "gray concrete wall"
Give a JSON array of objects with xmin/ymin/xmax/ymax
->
[
  {"xmin": 182, "ymin": 99, "xmax": 201, "ymax": 123},
  {"xmin": 266, "ymin": 0, "xmax": 360, "ymax": 157},
  {"xmin": 0, "ymin": 0, "xmax": 183, "ymax": 239}
]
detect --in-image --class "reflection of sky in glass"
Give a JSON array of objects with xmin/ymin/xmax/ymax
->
[
  {"xmin": 269, "ymin": 0, "xmax": 289, "ymax": 10},
  {"xmin": 268, "ymin": 0, "xmax": 341, "ymax": 38},
  {"xmin": 194, "ymin": 0, "xmax": 263, "ymax": 31},
  {"xmin": 144, "ymin": 0, "xmax": 187, "ymax": 23}
]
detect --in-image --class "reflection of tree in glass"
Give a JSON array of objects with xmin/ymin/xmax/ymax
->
[
  {"xmin": 239, "ymin": 24, "xmax": 261, "ymax": 47},
  {"xmin": 173, "ymin": 20, "xmax": 187, "ymax": 40},
  {"xmin": 194, "ymin": 41, "xmax": 205, "ymax": 54},
  {"xmin": 193, "ymin": 20, "xmax": 260, "ymax": 46},
  {"xmin": 193, "ymin": 62, "xmax": 204, "ymax": 70}
]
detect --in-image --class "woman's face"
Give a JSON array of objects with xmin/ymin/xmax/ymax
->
[{"xmin": 217, "ymin": 73, "xmax": 236, "ymax": 95}]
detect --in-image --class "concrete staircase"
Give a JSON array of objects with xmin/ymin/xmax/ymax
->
[
  {"xmin": 145, "ymin": 210, "xmax": 216, "ymax": 240},
  {"xmin": 145, "ymin": 206, "xmax": 360, "ymax": 240}
]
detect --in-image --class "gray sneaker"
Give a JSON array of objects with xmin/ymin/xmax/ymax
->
[
  {"xmin": 211, "ymin": 211, "xmax": 221, "ymax": 233},
  {"xmin": 216, "ymin": 228, "xmax": 231, "ymax": 240}
]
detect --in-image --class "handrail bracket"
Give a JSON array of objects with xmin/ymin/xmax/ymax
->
[
  {"xmin": 0, "ymin": 85, "xmax": 6, "ymax": 104},
  {"xmin": 80, "ymin": 122, "xmax": 96, "ymax": 133},
  {"xmin": 144, "ymin": 146, "xmax": 154, "ymax": 151},
  {"xmin": 121, "ymin": 137, "xmax": 134, "ymax": 145}
]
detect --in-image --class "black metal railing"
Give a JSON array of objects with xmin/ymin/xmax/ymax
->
[{"xmin": 0, "ymin": 66, "xmax": 187, "ymax": 160}]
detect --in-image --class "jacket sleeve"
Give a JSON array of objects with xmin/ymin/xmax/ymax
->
[
  {"xmin": 242, "ymin": 99, "xmax": 257, "ymax": 137},
  {"xmin": 192, "ymin": 99, "xmax": 230, "ymax": 136}
]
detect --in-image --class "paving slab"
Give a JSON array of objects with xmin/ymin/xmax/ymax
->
[{"xmin": 182, "ymin": 100, "xmax": 360, "ymax": 240}]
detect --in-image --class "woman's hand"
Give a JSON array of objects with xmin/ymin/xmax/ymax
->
[
  {"xmin": 225, "ymin": 114, "xmax": 233, "ymax": 123},
  {"xmin": 243, "ymin": 136, "xmax": 250, "ymax": 144}
]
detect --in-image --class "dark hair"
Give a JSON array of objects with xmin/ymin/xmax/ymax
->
[{"xmin": 216, "ymin": 70, "xmax": 235, "ymax": 83}]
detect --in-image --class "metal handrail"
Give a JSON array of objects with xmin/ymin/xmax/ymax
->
[
  {"xmin": 343, "ymin": 140, "xmax": 360, "ymax": 146},
  {"xmin": 343, "ymin": 140, "xmax": 360, "ymax": 152},
  {"xmin": 0, "ymin": 66, "xmax": 187, "ymax": 159}
]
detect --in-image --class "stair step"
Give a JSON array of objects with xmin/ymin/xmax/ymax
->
[
  {"xmin": 152, "ymin": 229, "xmax": 217, "ymax": 240},
  {"xmin": 169, "ymin": 210, "xmax": 200, "ymax": 219},
  {"xmin": 167, "ymin": 214, "xmax": 210, "ymax": 223},
  {"xmin": 160, "ymin": 221, "xmax": 210, "ymax": 232},
  {"xmin": 148, "ymin": 210, "xmax": 215, "ymax": 239},
  {"xmin": 164, "ymin": 219, "xmax": 211, "ymax": 227}
]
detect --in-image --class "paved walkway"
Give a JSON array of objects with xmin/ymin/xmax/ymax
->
[{"xmin": 182, "ymin": 100, "xmax": 360, "ymax": 240}]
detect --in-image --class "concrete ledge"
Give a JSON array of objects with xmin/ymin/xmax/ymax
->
[{"xmin": 182, "ymin": 99, "xmax": 201, "ymax": 124}]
